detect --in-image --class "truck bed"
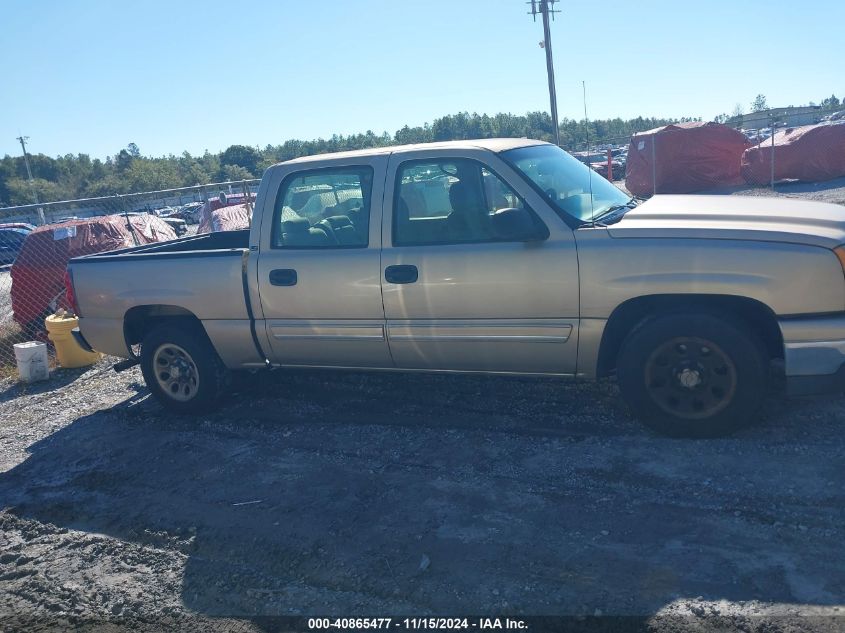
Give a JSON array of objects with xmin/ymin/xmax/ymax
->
[
  {"xmin": 71, "ymin": 229, "xmax": 250, "ymax": 263},
  {"xmin": 68, "ymin": 229, "xmax": 255, "ymax": 358}
]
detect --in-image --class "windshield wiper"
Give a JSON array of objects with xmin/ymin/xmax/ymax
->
[{"xmin": 590, "ymin": 197, "xmax": 638, "ymax": 226}]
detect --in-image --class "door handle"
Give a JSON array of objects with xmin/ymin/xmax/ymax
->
[
  {"xmin": 385, "ymin": 264, "xmax": 418, "ymax": 284},
  {"xmin": 269, "ymin": 268, "xmax": 297, "ymax": 286}
]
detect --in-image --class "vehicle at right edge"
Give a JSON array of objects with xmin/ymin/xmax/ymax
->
[{"xmin": 67, "ymin": 139, "xmax": 845, "ymax": 438}]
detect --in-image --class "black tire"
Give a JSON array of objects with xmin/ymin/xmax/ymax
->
[
  {"xmin": 617, "ymin": 313, "xmax": 767, "ymax": 438},
  {"xmin": 140, "ymin": 324, "xmax": 228, "ymax": 414}
]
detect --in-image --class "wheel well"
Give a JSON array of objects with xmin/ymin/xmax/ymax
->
[
  {"xmin": 596, "ymin": 294, "xmax": 784, "ymax": 377},
  {"xmin": 124, "ymin": 305, "xmax": 206, "ymax": 350}
]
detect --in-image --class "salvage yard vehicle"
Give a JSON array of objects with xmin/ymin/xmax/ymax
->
[
  {"xmin": 12, "ymin": 213, "xmax": 176, "ymax": 333},
  {"xmin": 67, "ymin": 139, "xmax": 845, "ymax": 437},
  {"xmin": 129, "ymin": 211, "xmax": 188, "ymax": 236}
]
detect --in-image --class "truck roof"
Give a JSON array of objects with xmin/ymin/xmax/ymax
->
[{"xmin": 277, "ymin": 138, "xmax": 549, "ymax": 166}]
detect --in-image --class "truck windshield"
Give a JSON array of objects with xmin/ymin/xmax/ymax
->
[{"xmin": 501, "ymin": 144, "xmax": 630, "ymax": 224}]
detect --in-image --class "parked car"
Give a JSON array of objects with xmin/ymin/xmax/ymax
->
[
  {"xmin": 0, "ymin": 227, "xmax": 32, "ymax": 265},
  {"xmin": 175, "ymin": 202, "xmax": 204, "ymax": 224},
  {"xmin": 162, "ymin": 217, "xmax": 188, "ymax": 236},
  {"xmin": 0, "ymin": 222, "xmax": 37, "ymax": 231},
  {"xmin": 153, "ymin": 214, "xmax": 188, "ymax": 236},
  {"xmin": 572, "ymin": 151, "xmax": 624, "ymax": 181},
  {"xmin": 68, "ymin": 138, "xmax": 845, "ymax": 438},
  {"xmin": 128, "ymin": 211, "xmax": 187, "ymax": 236}
]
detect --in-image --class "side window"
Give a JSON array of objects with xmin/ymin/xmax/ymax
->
[
  {"xmin": 273, "ymin": 167, "xmax": 372, "ymax": 248},
  {"xmin": 394, "ymin": 159, "xmax": 544, "ymax": 246},
  {"xmin": 482, "ymin": 167, "xmax": 525, "ymax": 215}
]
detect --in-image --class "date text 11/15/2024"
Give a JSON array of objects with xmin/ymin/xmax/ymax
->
[{"xmin": 307, "ymin": 618, "xmax": 528, "ymax": 630}]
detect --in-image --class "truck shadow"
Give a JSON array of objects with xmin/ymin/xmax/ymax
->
[{"xmin": 0, "ymin": 369, "xmax": 843, "ymax": 622}]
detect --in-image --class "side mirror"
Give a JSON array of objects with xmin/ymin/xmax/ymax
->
[{"xmin": 491, "ymin": 207, "xmax": 546, "ymax": 242}]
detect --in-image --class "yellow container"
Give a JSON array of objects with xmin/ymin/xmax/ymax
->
[{"xmin": 45, "ymin": 313, "xmax": 102, "ymax": 368}]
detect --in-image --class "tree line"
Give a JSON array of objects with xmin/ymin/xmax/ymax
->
[{"xmin": 2, "ymin": 110, "xmax": 693, "ymax": 206}]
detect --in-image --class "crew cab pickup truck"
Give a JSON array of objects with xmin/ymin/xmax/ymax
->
[{"xmin": 67, "ymin": 139, "xmax": 845, "ymax": 437}]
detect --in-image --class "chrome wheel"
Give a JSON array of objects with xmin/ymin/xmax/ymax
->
[
  {"xmin": 152, "ymin": 343, "xmax": 200, "ymax": 402},
  {"xmin": 645, "ymin": 337, "xmax": 737, "ymax": 420}
]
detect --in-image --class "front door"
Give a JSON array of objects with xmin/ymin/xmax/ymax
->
[
  {"xmin": 380, "ymin": 150, "xmax": 580, "ymax": 374},
  {"xmin": 256, "ymin": 157, "xmax": 391, "ymax": 368}
]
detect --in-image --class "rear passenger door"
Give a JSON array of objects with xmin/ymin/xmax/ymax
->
[
  {"xmin": 255, "ymin": 156, "xmax": 392, "ymax": 368},
  {"xmin": 380, "ymin": 149, "xmax": 580, "ymax": 374}
]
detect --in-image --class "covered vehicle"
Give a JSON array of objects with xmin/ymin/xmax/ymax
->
[
  {"xmin": 10, "ymin": 213, "xmax": 176, "ymax": 331},
  {"xmin": 196, "ymin": 192, "xmax": 255, "ymax": 233},
  {"xmin": 175, "ymin": 202, "xmax": 204, "ymax": 224},
  {"xmin": 741, "ymin": 123, "xmax": 845, "ymax": 184},
  {"xmin": 197, "ymin": 202, "xmax": 252, "ymax": 233},
  {"xmin": 626, "ymin": 122, "xmax": 751, "ymax": 196}
]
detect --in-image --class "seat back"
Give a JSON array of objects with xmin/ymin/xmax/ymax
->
[
  {"xmin": 281, "ymin": 217, "xmax": 331, "ymax": 246},
  {"xmin": 322, "ymin": 215, "xmax": 361, "ymax": 245}
]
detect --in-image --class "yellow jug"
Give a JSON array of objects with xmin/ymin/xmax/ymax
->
[{"xmin": 45, "ymin": 313, "xmax": 101, "ymax": 368}]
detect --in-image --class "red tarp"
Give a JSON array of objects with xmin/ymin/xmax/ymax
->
[
  {"xmin": 741, "ymin": 123, "xmax": 845, "ymax": 184},
  {"xmin": 197, "ymin": 202, "xmax": 252, "ymax": 234},
  {"xmin": 626, "ymin": 122, "xmax": 751, "ymax": 196},
  {"xmin": 196, "ymin": 192, "xmax": 256, "ymax": 234},
  {"xmin": 11, "ymin": 213, "xmax": 176, "ymax": 329}
]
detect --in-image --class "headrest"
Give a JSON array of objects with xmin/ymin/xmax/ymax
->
[
  {"xmin": 448, "ymin": 181, "xmax": 472, "ymax": 210},
  {"xmin": 282, "ymin": 217, "xmax": 310, "ymax": 233}
]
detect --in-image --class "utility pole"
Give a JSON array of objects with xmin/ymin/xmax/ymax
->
[
  {"xmin": 528, "ymin": 0, "xmax": 561, "ymax": 146},
  {"xmin": 16, "ymin": 135, "xmax": 46, "ymax": 225}
]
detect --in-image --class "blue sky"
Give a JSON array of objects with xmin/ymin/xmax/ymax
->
[{"xmin": 1, "ymin": 0, "xmax": 843, "ymax": 159}]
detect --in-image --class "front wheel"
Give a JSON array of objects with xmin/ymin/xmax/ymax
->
[
  {"xmin": 140, "ymin": 325, "xmax": 228, "ymax": 414},
  {"xmin": 617, "ymin": 313, "xmax": 767, "ymax": 438}
]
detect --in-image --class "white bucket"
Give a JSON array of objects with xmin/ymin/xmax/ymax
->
[{"xmin": 13, "ymin": 341, "xmax": 49, "ymax": 383}]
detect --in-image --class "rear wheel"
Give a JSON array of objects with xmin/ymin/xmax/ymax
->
[
  {"xmin": 140, "ymin": 325, "xmax": 228, "ymax": 414},
  {"xmin": 617, "ymin": 313, "xmax": 767, "ymax": 438}
]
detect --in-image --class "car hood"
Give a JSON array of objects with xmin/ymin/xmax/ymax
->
[{"xmin": 607, "ymin": 195, "xmax": 845, "ymax": 249}]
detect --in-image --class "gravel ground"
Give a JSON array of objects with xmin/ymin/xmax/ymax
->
[
  {"xmin": 710, "ymin": 176, "xmax": 845, "ymax": 205},
  {"xmin": 0, "ymin": 359, "xmax": 843, "ymax": 631},
  {"xmin": 615, "ymin": 175, "xmax": 845, "ymax": 206}
]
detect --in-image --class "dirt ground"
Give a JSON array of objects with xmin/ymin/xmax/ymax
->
[
  {"xmin": 0, "ymin": 359, "xmax": 843, "ymax": 631},
  {"xmin": 713, "ymin": 176, "xmax": 845, "ymax": 205},
  {"xmin": 614, "ymin": 174, "xmax": 845, "ymax": 206},
  {"xmin": 2, "ymin": 183, "xmax": 845, "ymax": 631}
]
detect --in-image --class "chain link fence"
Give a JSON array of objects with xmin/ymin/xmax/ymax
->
[{"xmin": 0, "ymin": 179, "xmax": 258, "ymax": 375}]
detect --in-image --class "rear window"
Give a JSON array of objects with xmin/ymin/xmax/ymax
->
[{"xmin": 272, "ymin": 167, "xmax": 373, "ymax": 248}]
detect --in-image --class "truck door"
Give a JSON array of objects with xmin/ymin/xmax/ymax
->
[
  {"xmin": 255, "ymin": 156, "xmax": 391, "ymax": 368},
  {"xmin": 380, "ymin": 149, "xmax": 580, "ymax": 374}
]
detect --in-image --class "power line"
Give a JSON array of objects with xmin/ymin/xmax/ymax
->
[
  {"xmin": 527, "ymin": 0, "xmax": 561, "ymax": 146},
  {"xmin": 16, "ymin": 135, "xmax": 46, "ymax": 224}
]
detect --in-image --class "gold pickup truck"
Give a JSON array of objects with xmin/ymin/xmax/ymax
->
[{"xmin": 67, "ymin": 139, "xmax": 845, "ymax": 437}]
